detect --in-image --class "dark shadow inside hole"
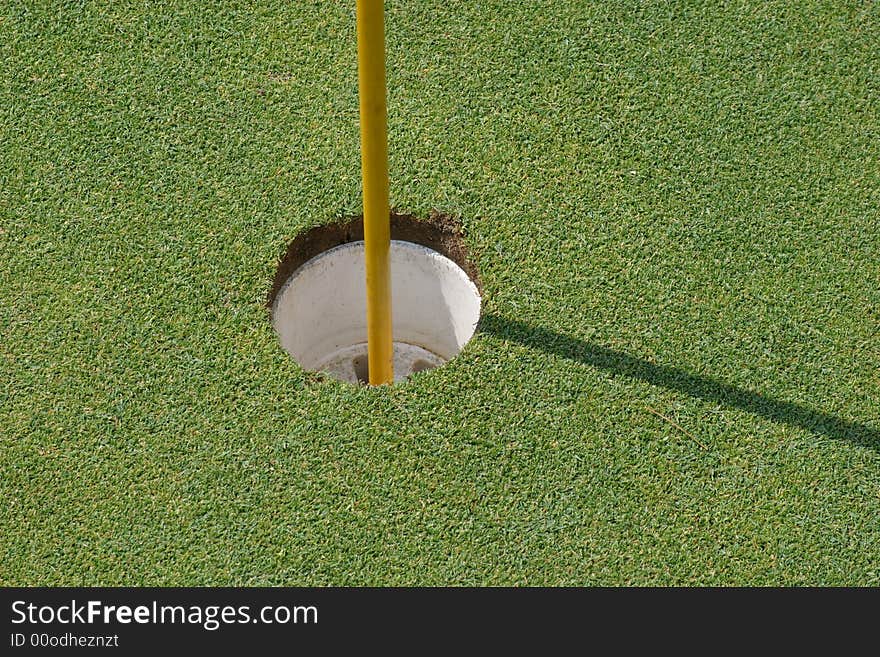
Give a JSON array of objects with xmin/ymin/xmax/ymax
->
[{"xmin": 352, "ymin": 357, "xmax": 370, "ymax": 385}]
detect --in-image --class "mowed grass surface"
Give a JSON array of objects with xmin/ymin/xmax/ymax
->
[{"xmin": 2, "ymin": 0, "xmax": 879, "ymax": 585}]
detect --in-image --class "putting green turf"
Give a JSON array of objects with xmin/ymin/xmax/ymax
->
[{"xmin": 2, "ymin": 0, "xmax": 879, "ymax": 585}]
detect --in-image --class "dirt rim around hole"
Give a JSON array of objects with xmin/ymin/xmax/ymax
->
[{"xmin": 267, "ymin": 210, "xmax": 482, "ymax": 309}]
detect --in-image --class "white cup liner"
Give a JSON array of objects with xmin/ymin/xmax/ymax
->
[{"xmin": 272, "ymin": 240, "xmax": 481, "ymax": 384}]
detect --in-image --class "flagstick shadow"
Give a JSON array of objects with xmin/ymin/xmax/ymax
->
[{"xmin": 478, "ymin": 313, "xmax": 879, "ymax": 453}]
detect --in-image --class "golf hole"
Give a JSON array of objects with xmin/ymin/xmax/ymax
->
[{"xmin": 269, "ymin": 212, "xmax": 482, "ymax": 385}]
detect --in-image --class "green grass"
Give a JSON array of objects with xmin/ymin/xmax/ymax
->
[{"xmin": 2, "ymin": 0, "xmax": 879, "ymax": 585}]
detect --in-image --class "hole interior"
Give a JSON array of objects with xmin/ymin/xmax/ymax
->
[{"xmin": 270, "ymin": 212, "xmax": 481, "ymax": 385}]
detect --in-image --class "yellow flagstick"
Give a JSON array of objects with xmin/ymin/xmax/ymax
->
[{"xmin": 356, "ymin": 0, "xmax": 393, "ymax": 384}]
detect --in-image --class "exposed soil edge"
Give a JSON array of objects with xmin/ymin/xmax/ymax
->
[{"xmin": 267, "ymin": 210, "xmax": 482, "ymax": 308}]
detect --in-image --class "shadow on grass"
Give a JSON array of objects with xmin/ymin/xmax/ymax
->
[{"xmin": 479, "ymin": 314, "xmax": 879, "ymax": 452}]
